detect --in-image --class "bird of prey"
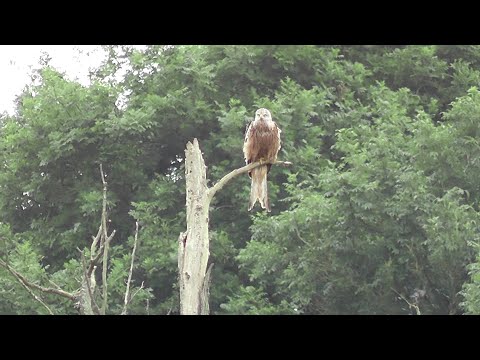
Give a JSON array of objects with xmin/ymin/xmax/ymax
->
[{"xmin": 243, "ymin": 108, "xmax": 281, "ymax": 212}]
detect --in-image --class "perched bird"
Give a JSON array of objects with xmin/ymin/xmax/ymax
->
[{"xmin": 243, "ymin": 108, "xmax": 281, "ymax": 212}]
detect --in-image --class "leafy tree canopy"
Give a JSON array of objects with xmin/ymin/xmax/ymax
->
[{"xmin": 2, "ymin": 45, "xmax": 480, "ymax": 314}]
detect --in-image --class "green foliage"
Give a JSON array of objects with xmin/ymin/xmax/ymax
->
[
  {"xmin": 3, "ymin": 45, "xmax": 480, "ymax": 314},
  {"xmin": 220, "ymin": 286, "xmax": 295, "ymax": 315}
]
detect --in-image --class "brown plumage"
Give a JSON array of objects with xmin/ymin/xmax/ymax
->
[{"xmin": 243, "ymin": 108, "xmax": 281, "ymax": 212}]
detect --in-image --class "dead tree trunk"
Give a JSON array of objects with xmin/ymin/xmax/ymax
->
[
  {"xmin": 179, "ymin": 139, "xmax": 211, "ymax": 315},
  {"xmin": 178, "ymin": 138, "xmax": 291, "ymax": 315}
]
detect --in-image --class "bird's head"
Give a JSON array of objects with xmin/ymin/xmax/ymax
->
[{"xmin": 255, "ymin": 108, "xmax": 272, "ymax": 122}]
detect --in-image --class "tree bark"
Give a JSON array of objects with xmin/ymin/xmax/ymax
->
[
  {"xmin": 179, "ymin": 139, "xmax": 211, "ymax": 315},
  {"xmin": 179, "ymin": 138, "xmax": 291, "ymax": 315}
]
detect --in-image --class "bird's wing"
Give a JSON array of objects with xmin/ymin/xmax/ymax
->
[
  {"xmin": 243, "ymin": 121, "xmax": 254, "ymax": 164},
  {"xmin": 274, "ymin": 120, "xmax": 281, "ymax": 153}
]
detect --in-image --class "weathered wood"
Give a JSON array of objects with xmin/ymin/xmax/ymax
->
[
  {"xmin": 179, "ymin": 138, "xmax": 291, "ymax": 315},
  {"xmin": 121, "ymin": 221, "xmax": 140, "ymax": 315},
  {"xmin": 207, "ymin": 160, "xmax": 292, "ymax": 203},
  {"xmin": 79, "ymin": 276, "xmax": 95, "ymax": 315},
  {"xmin": 199, "ymin": 263, "xmax": 214, "ymax": 315},
  {"xmin": 179, "ymin": 139, "xmax": 211, "ymax": 314}
]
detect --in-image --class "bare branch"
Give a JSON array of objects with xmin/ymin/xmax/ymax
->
[
  {"xmin": 293, "ymin": 226, "xmax": 312, "ymax": 248},
  {"xmin": 87, "ymin": 246, "xmax": 104, "ymax": 278},
  {"xmin": 122, "ymin": 221, "xmax": 140, "ymax": 315},
  {"xmin": 15, "ymin": 274, "xmax": 53, "ymax": 315},
  {"xmin": 293, "ymin": 216, "xmax": 312, "ymax": 248},
  {"xmin": 48, "ymin": 279, "xmax": 63, "ymax": 291},
  {"xmin": 99, "ymin": 163, "xmax": 107, "ymax": 186},
  {"xmin": 101, "ymin": 248, "xmax": 108, "ymax": 315},
  {"xmin": 90, "ymin": 225, "xmax": 102, "ymax": 259},
  {"xmin": 80, "ymin": 251, "xmax": 101, "ymax": 315},
  {"xmin": 100, "ymin": 164, "xmax": 108, "ymax": 241},
  {"xmin": 98, "ymin": 163, "xmax": 115, "ymax": 315},
  {"xmin": 0, "ymin": 258, "xmax": 76, "ymax": 302},
  {"xmin": 391, "ymin": 287, "xmax": 421, "ymax": 315},
  {"xmin": 101, "ymin": 234, "xmax": 112, "ymax": 315},
  {"xmin": 106, "ymin": 230, "xmax": 116, "ymax": 243},
  {"xmin": 0, "ymin": 259, "xmax": 54, "ymax": 314},
  {"xmin": 130, "ymin": 281, "xmax": 145, "ymax": 303},
  {"xmin": 207, "ymin": 160, "xmax": 292, "ymax": 203}
]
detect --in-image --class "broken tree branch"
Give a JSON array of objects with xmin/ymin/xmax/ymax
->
[
  {"xmin": 97, "ymin": 163, "xmax": 116, "ymax": 315},
  {"xmin": 100, "ymin": 163, "xmax": 109, "ymax": 315},
  {"xmin": 90, "ymin": 225, "xmax": 102, "ymax": 260},
  {"xmin": 391, "ymin": 287, "xmax": 421, "ymax": 315},
  {"xmin": 80, "ymin": 251, "xmax": 101, "ymax": 315},
  {"xmin": 122, "ymin": 221, "xmax": 140, "ymax": 315},
  {"xmin": 294, "ymin": 226, "xmax": 312, "ymax": 248},
  {"xmin": 87, "ymin": 247, "xmax": 104, "ymax": 279},
  {"xmin": 0, "ymin": 258, "xmax": 54, "ymax": 315},
  {"xmin": 16, "ymin": 276, "xmax": 52, "ymax": 314},
  {"xmin": 0, "ymin": 258, "xmax": 76, "ymax": 302},
  {"xmin": 129, "ymin": 281, "xmax": 145, "ymax": 303}
]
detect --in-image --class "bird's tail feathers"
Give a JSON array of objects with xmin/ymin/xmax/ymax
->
[{"xmin": 248, "ymin": 165, "xmax": 270, "ymax": 212}]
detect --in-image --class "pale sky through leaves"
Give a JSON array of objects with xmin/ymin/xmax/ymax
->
[{"xmin": 0, "ymin": 45, "xmax": 107, "ymax": 115}]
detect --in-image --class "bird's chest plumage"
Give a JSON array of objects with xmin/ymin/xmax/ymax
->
[{"xmin": 250, "ymin": 121, "xmax": 276, "ymax": 157}]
